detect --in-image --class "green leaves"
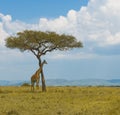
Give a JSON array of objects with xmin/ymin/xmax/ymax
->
[{"xmin": 5, "ymin": 30, "xmax": 83, "ymax": 57}]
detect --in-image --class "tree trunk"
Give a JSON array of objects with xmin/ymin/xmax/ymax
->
[
  {"xmin": 41, "ymin": 68, "xmax": 47, "ymax": 92},
  {"xmin": 38, "ymin": 58, "xmax": 47, "ymax": 92}
]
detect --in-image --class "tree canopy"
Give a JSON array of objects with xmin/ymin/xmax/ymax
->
[{"xmin": 5, "ymin": 30, "xmax": 83, "ymax": 60}]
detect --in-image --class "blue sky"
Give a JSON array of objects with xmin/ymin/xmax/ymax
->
[
  {"xmin": 0, "ymin": 0, "xmax": 88, "ymax": 22},
  {"xmin": 0, "ymin": 0, "xmax": 120, "ymax": 81}
]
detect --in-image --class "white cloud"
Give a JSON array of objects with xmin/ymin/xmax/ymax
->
[
  {"xmin": 1, "ymin": 0, "xmax": 120, "ymax": 60},
  {"xmin": 39, "ymin": 10, "xmax": 77, "ymax": 34},
  {"xmin": 47, "ymin": 51, "xmax": 97, "ymax": 60},
  {"xmin": 0, "ymin": 13, "xmax": 12, "ymax": 22},
  {"xmin": 0, "ymin": 13, "xmax": 39, "ymax": 47},
  {"xmin": 37, "ymin": 0, "xmax": 120, "ymax": 48},
  {"xmin": 0, "ymin": 23, "xmax": 8, "ymax": 45}
]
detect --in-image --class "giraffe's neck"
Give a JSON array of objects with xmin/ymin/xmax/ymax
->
[
  {"xmin": 40, "ymin": 62, "xmax": 45, "ymax": 68},
  {"xmin": 36, "ymin": 68, "xmax": 41, "ymax": 75},
  {"xmin": 36, "ymin": 62, "xmax": 45, "ymax": 75}
]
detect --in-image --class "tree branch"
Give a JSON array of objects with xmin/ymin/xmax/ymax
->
[
  {"xmin": 30, "ymin": 49, "xmax": 37, "ymax": 57},
  {"xmin": 42, "ymin": 46, "xmax": 57, "ymax": 55}
]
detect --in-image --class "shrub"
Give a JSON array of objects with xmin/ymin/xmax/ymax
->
[{"xmin": 21, "ymin": 83, "xmax": 30, "ymax": 87}]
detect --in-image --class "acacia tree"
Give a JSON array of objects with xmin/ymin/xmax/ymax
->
[{"xmin": 5, "ymin": 30, "xmax": 83, "ymax": 92}]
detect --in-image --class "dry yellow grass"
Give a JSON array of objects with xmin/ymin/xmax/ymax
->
[{"xmin": 0, "ymin": 86, "xmax": 120, "ymax": 115}]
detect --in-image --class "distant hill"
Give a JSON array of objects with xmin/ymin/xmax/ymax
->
[
  {"xmin": 0, "ymin": 79, "xmax": 120, "ymax": 86},
  {"xmin": 46, "ymin": 79, "xmax": 120, "ymax": 86}
]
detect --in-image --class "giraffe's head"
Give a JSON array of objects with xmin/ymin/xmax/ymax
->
[{"xmin": 43, "ymin": 60, "xmax": 47, "ymax": 65}]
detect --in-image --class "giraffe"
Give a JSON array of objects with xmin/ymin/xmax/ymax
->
[{"xmin": 31, "ymin": 60, "xmax": 47, "ymax": 91}]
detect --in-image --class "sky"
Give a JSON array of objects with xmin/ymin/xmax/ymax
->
[{"xmin": 0, "ymin": 0, "xmax": 120, "ymax": 81}]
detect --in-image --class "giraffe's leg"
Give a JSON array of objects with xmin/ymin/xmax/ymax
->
[
  {"xmin": 31, "ymin": 84, "xmax": 33, "ymax": 91},
  {"xmin": 36, "ymin": 76, "xmax": 40, "ymax": 90},
  {"xmin": 31, "ymin": 81, "xmax": 33, "ymax": 91},
  {"xmin": 31, "ymin": 85, "xmax": 32, "ymax": 91},
  {"xmin": 33, "ymin": 84, "xmax": 34, "ymax": 91},
  {"xmin": 36, "ymin": 81, "xmax": 39, "ymax": 90},
  {"xmin": 31, "ymin": 81, "xmax": 34, "ymax": 91},
  {"xmin": 36, "ymin": 85, "xmax": 39, "ymax": 89}
]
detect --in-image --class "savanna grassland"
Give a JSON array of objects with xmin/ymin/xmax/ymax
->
[{"xmin": 0, "ymin": 86, "xmax": 120, "ymax": 115}]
